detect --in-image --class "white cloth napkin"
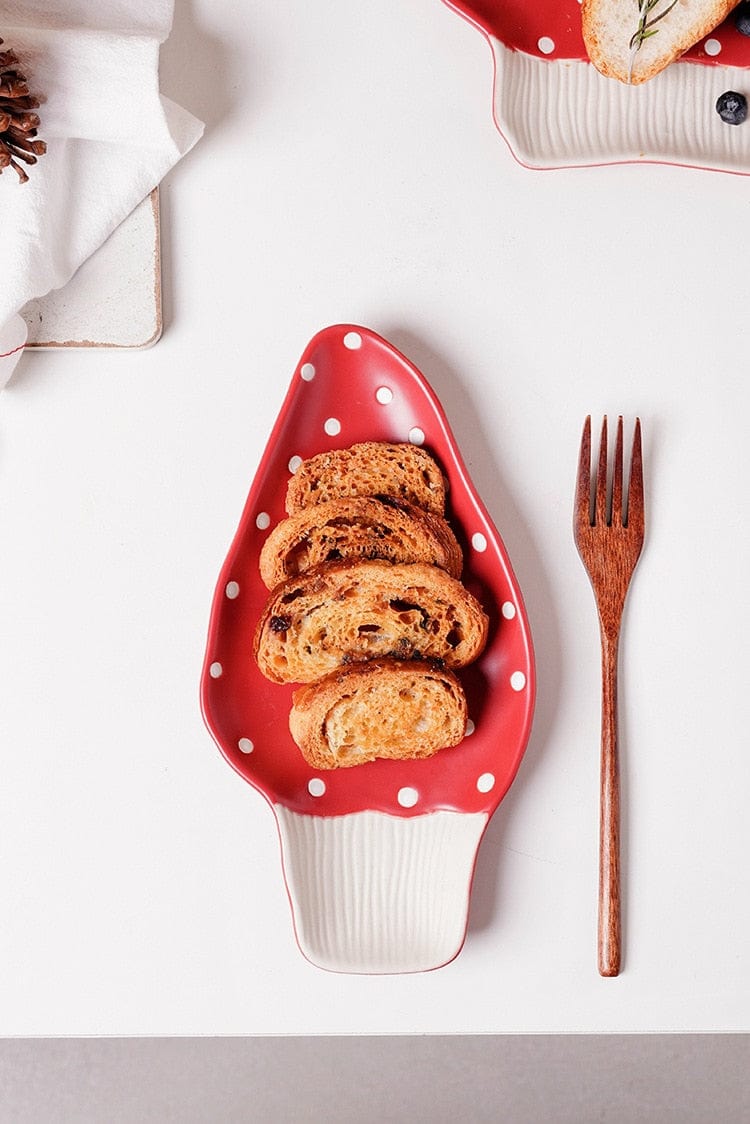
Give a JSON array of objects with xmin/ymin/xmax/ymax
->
[{"xmin": 0, "ymin": 0, "xmax": 203, "ymax": 386}]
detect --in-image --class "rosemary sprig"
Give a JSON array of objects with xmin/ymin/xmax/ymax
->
[{"xmin": 629, "ymin": 0, "xmax": 680, "ymax": 53}]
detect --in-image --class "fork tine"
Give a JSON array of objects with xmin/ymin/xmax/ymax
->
[
  {"xmin": 575, "ymin": 415, "xmax": 592, "ymax": 527},
  {"xmin": 612, "ymin": 416, "xmax": 624, "ymax": 525},
  {"xmin": 595, "ymin": 416, "xmax": 608, "ymax": 527},
  {"xmin": 626, "ymin": 417, "xmax": 644, "ymax": 533}
]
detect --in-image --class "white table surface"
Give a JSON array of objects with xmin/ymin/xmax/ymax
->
[{"xmin": 1, "ymin": 0, "xmax": 749, "ymax": 1037}]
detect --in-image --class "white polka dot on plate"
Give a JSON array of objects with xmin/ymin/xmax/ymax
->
[
  {"xmin": 300, "ymin": 363, "xmax": 316, "ymax": 381},
  {"xmin": 502, "ymin": 601, "xmax": 516, "ymax": 620},
  {"xmin": 343, "ymin": 332, "xmax": 362, "ymax": 350},
  {"xmin": 209, "ymin": 662, "xmax": 223, "ymax": 678},
  {"xmin": 704, "ymin": 37, "xmax": 721, "ymax": 55},
  {"xmin": 472, "ymin": 532, "xmax": 487, "ymax": 552},
  {"xmin": 324, "ymin": 417, "xmax": 341, "ymax": 436},
  {"xmin": 288, "ymin": 455, "xmax": 303, "ymax": 474},
  {"xmin": 238, "ymin": 738, "xmax": 254, "ymax": 754},
  {"xmin": 408, "ymin": 427, "xmax": 425, "ymax": 446},
  {"xmin": 225, "ymin": 581, "xmax": 240, "ymax": 599},
  {"xmin": 376, "ymin": 386, "xmax": 393, "ymax": 404},
  {"xmin": 397, "ymin": 786, "xmax": 419, "ymax": 808},
  {"xmin": 465, "ymin": 719, "xmax": 475, "ymax": 737},
  {"xmin": 255, "ymin": 511, "xmax": 271, "ymax": 530},
  {"xmin": 510, "ymin": 671, "xmax": 526, "ymax": 692},
  {"xmin": 477, "ymin": 773, "xmax": 495, "ymax": 793},
  {"xmin": 308, "ymin": 778, "xmax": 326, "ymax": 797},
  {"xmin": 538, "ymin": 36, "xmax": 555, "ymax": 55}
]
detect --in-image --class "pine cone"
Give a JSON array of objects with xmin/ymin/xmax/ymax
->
[{"xmin": 0, "ymin": 37, "xmax": 46, "ymax": 183}]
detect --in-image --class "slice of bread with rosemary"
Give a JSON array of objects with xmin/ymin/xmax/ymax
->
[
  {"xmin": 289, "ymin": 659, "xmax": 468, "ymax": 768},
  {"xmin": 582, "ymin": 0, "xmax": 740, "ymax": 84}
]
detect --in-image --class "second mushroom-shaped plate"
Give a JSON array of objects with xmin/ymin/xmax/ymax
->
[
  {"xmin": 442, "ymin": 0, "xmax": 750, "ymax": 173},
  {"xmin": 201, "ymin": 325, "xmax": 535, "ymax": 974}
]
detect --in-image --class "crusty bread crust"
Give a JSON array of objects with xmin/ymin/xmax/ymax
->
[
  {"xmin": 582, "ymin": 0, "xmax": 739, "ymax": 84},
  {"xmin": 259, "ymin": 495, "xmax": 463, "ymax": 589},
  {"xmin": 285, "ymin": 441, "xmax": 447, "ymax": 516},
  {"xmin": 289, "ymin": 659, "xmax": 468, "ymax": 769},
  {"xmin": 254, "ymin": 559, "xmax": 489, "ymax": 684}
]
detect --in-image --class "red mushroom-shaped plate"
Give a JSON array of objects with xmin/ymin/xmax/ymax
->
[
  {"xmin": 442, "ymin": 0, "xmax": 750, "ymax": 173},
  {"xmin": 201, "ymin": 325, "xmax": 535, "ymax": 973}
]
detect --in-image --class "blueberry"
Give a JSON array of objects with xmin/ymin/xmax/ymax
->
[
  {"xmin": 735, "ymin": 1, "xmax": 750, "ymax": 36},
  {"xmin": 716, "ymin": 90, "xmax": 748, "ymax": 125}
]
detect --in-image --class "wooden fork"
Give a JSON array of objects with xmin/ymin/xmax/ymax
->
[{"xmin": 573, "ymin": 416, "xmax": 645, "ymax": 977}]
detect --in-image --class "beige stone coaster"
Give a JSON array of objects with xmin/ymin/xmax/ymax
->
[{"xmin": 21, "ymin": 189, "xmax": 161, "ymax": 351}]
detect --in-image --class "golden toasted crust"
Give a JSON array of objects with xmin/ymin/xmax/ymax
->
[
  {"xmin": 289, "ymin": 659, "xmax": 467, "ymax": 769},
  {"xmin": 582, "ymin": 0, "xmax": 739, "ymax": 84},
  {"xmin": 254, "ymin": 559, "xmax": 489, "ymax": 684},
  {"xmin": 259, "ymin": 495, "xmax": 463, "ymax": 589},
  {"xmin": 285, "ymin": 441, "xmax": 447, "ymax": 517}
]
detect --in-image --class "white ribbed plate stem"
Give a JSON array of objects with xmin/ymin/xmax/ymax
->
[
  {"xmin": 274, "ymin": 806, "xmax": 489, "ymax": 974},
  {"xmin": 491, "ymin": 42, "xmax": 750, "ymax": 173}
]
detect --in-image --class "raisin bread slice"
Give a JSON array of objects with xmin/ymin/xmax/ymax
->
[
  {"xmin": 582, "ymin": 0, "xmax": 739, "ymax": 85},
  {"xmin": 254, "ymin": 559, "xmax": 488, "ymax": 684},
  {"xmin": 259, "ymin": 495, "xmax": 463, "ymax": 589},
  {"xmin": 289, "ymin": 659, "xmax": 468, "ymax": 769},
  {"xmin": 285, "ymin": 441, "xmax": 447, "ymax": 517}
]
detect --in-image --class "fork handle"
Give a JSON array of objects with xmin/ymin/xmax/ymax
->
[{"xmin": 599, "ymin": 628, "xmax": 621, "ymax": 977}]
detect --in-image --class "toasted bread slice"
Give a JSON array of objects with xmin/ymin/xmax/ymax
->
[
  {"xmin": 289, "ymin": 659, "xmax": 468, "ymax": 769},
  {"xmin": 285, "ymin": 441, "xmax": 447, "ymax": 517},
  {"xmin": 254, "ymin": 559, "xmax": 488, "ymax": 684},
  {"xmin": 582, "ymin": 0, "xmax": 739, "ymax": 85},
  {"xmin": 259, "ymin": 495, "xmax": 463, "ymax": 589}
]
